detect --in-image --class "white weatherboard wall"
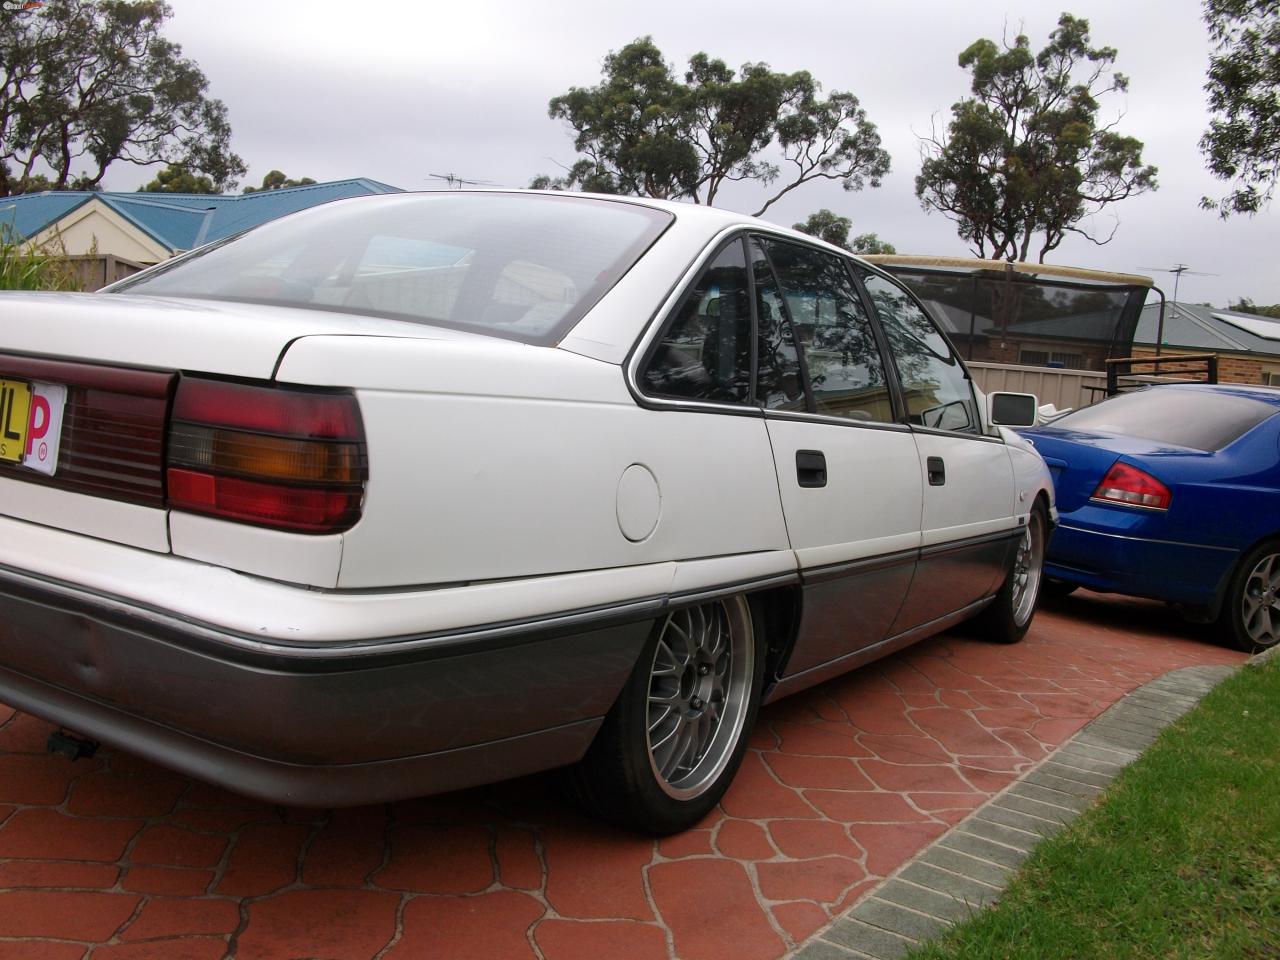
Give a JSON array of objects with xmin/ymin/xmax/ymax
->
[{"xmin": 33, "ymin": 199, "xmax": 171, "ymax": 264}]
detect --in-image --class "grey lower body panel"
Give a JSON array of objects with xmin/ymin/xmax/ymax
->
[
  {"xmin": 890, "ymin": 529, "xmax": 1019, "ymax": 635},
  {"xmin": 765, "ymin": 596, "xmax": 996, "ymax": 704},
  {"xmin": 0, "ymin": 569, "xmax": 652, "ymax": 806},
  {"xmin": 769, "ymin": 528, "xmax": 1021, "ymax": 700}
]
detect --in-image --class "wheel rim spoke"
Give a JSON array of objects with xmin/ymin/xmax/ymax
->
[
  {"xmin": 651, "ymin": 718, "xmax": 683, "ymax": 775},
  {"xmin": 1247, "ymin": 602, "xmax": 1274, "ymax": 642},
  {"xmin": 652, "ymin": 638, "xmax": 681, "ymax": 677}
]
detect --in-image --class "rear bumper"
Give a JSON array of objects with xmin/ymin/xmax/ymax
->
[
  {"xmin": 1046, "ymin": 520, "xmax": 1238, "ymax": 609},
  {"xmin": 0, "ymin": 563, "xmax": 654, "ymax": 806}
]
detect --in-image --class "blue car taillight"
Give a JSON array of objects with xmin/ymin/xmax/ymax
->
[{"xmin": 1092, "ymin": 462, "xmax": 1171, "ymax": 510}]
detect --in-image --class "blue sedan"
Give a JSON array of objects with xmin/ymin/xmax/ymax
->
[{"xmin": 1020, "ymin": 383, "xmax": 1280, "ymax": 653}]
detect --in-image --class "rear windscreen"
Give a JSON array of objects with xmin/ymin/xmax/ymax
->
[
  {"xmin": 109, "ymin": 193, "xmax": 673, "ymax": 345},
  {"xmin": 1054, "ymin": 388, "xmax": 1277, "ymax": 451}
]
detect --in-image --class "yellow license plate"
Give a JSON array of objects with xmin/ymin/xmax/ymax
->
[{"xmin": 0, "ymin": 379, "xmax": 32, "ymax": 464}]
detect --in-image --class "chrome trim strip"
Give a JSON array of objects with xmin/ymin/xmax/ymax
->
[
  {"xmin": 800, "ymin": 549, "xmax": 919, "ymax": 586},
  {"xmin": 669, "ymin": 572, "xmax": 801, "ymax": 607},
  {"xmin": 909, "ymin": 424, "xmax": 1007, "ymax": 445},
  {"xmin": 0, "ymin": 562, "xmax": 802, "ymax": 667},
  {"xmin": 0, "ymin": 562, "xmax": 665, "ymax": 665},
  {"xmin": 919, "ymin": 527, "xmax": 1023, "ymax": 560},
  {"xmin": 762, "ymin": 410, "xmax": 911, "ymax": 433},
  {"xmin": 1056, "ymin": 523, "xmax": 1237, "ymax": 553},
  {"xmin": 1086, "ymin": 496, "xmax": 1169, "ymax": 514}
]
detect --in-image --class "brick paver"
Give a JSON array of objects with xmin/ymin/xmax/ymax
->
[
  {"xmin": 0, "ymin": 592, "xmax": 1244, "ymax": 958},
  {"xmin": 794, "ymin": 664, "xmax": 1239, "ymax": 959}
]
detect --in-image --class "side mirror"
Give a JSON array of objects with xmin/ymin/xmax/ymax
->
[{"xmin": 988, "ymin": 391, "xmax": 1039, "ymax": 427}]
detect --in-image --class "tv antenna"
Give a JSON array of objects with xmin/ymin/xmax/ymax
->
[
  {"xmin": 1139, "ymin": 264, "xmax": 1220, "ymax": 355},
  {"xmin": 428, "ymin": 172, "xmax": 495, "ymax": 190},
  {"xmin": 1140, "ymin": 264, "xmax": 1218, "ymax": 308}
]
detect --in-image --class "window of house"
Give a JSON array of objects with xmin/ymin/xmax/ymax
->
[{"xmin": 1020, "ymin": 348, "xmax": 1085, "ymax": 369}]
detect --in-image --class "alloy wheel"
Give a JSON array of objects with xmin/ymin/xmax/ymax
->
[
  {"xmin": 1241, "ymin": 552, "xmax": 1280, "ymax": 649},
  {"xmin": 1011, "ymin": 511, "xmax": 1045, "ymax": 628},
  {"xmin": 645, "ymin": 597, "xmax": 753, "ymax": 801}
]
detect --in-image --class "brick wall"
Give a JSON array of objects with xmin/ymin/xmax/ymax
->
[{"xmin": 1129, "ymin": 347, "xmax": 1263, "ymax": 385}]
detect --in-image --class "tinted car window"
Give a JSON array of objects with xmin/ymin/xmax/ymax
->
[
  {"xmin": 642, "ymin": 240, "xmax": 752, "ymax": 404},
  {"xmin": 1053, "ymin": 388, "xmax": 1278, "ymax": 451},
  {"xmin": 751, "ymin": 240, "xmax": 806, "ymax": 412},
  {"xmin": 861, "ymin": 272, "xmax": 979, "ymax": 433},
  {"xmin": 111, "ymin": 193, "xmax": 672, "ymax": 345},
  {"xmin": 762, "ymin": 240, "xmax": 894, "ymax": 424}
]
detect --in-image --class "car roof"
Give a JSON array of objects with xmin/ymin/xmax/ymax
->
[
  {"xmin": 1148, "ymin": 382, "xmax": 1280, "ymax": 410},
  {"xmin": 453, "ymin": 188, "xmax": 863, "ymax": 260}
]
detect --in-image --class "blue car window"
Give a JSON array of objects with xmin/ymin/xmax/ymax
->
[{"xmin": 1055, "ymin": 388, "xmax": 1277, "ymax": 451}]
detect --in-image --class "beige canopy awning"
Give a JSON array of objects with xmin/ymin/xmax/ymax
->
[{"xmin": 860, "ymin": 255, "xmax": 1154, "ymax": 289}]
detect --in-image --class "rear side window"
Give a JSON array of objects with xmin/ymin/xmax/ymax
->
[
  {"xmin": 1054, "ymin": 388, "xmax": 1277, "ymax": 451},
  {"xmin": 641, "ymin": 240, "xmax": 752, "ymax": 404}
]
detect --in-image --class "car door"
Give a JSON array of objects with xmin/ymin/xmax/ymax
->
[
  {"xmin": 752, "ymin": 238, "xmax": 923, "ymax": 677},
  {"xmin": 857, "ymin": 270, "xmax": 1018, "ymax": 633}
]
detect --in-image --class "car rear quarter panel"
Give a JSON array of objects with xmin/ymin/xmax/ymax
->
[
  {"xmin": 276, "ymin": 334, "xmax": 791, "ymax": 589},
  {"xmin": 1156, "ymin": 421, "xmax": 1280, "ymax": 551},
  {"xmin": 1049, "ymin": 421, "xmax": 1280, "ymax": 553}
]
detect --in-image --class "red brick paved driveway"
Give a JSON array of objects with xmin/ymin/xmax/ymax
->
[{"xmin": 0, "ymin": 594, "xmax": 1244, "ymax": 960}]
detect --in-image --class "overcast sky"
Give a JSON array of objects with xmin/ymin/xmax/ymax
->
[{"xmin": 106, "ymin": 0, "xmax": 1280, "ymax": 307}]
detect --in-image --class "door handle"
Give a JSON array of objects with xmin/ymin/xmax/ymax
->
[
  {"xmin": 927, "ymin": 456, "xmax": 946, "ymax": 486},
  {"xmin": 796, "ymin": 450, "xmax": 827, "ymax": 488}
]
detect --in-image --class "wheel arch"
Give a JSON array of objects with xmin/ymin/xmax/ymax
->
[
  {"xmin": 1034, "ymin": 489, "xmax": 1054, "ymax": 530},
  {"xmin": 1210, "ymin": 530, "xmax": 1280, "ymax": 620},
  {"xmin": 747, "ymin": 584, "xmax": 804, "ymax": 699}
]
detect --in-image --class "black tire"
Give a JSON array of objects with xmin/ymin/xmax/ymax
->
[
  {"xmin": 1217, "ymin": 539, "xmax": 1280, "ymax": 654},
  {"xmin": 563, "ymin": 594, "xmax": 764, "ymax": 834},
  {"xmin": 1041, "ymin": 578, "xmax": 1079, "ymax": 600},
  {"xmin": 975, "ymin": 503, "xmax": 1048, "ymax": 644}
]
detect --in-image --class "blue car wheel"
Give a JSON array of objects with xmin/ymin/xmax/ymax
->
[{"xmin": 1220, "ymin": 540, "xmax": 1280, "ymax": 653}]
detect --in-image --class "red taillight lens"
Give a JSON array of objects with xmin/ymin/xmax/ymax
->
[
  {"xmin": 1091, "ymin": 462, "xmax": 1171, "ymax": 510},
  {"xmin": 166, "ymin": 378, "xmax": 366, "ymax": 533},
  {"xmin": 171, "ymin": 378, "xmax": 361, "ymax": 438}
]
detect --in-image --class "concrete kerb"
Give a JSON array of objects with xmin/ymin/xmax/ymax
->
[
  {"xmin": 787, "ymin": 662, "xmax": 1244, "ymax": 960},
  {"xmin": 1249, "ymin": 641, "xmax": 1280, "ymax": 667}
]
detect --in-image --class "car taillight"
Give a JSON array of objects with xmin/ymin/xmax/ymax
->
[
  {"xmin": 1091, "ymin": 462, "xmax": 1171, "ymax": 510},
  {"xmin": 166, "ymin": 378, "xmax": 366, "ymax": 533}
]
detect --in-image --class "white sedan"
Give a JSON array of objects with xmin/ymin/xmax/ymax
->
[{"xmin": 0, "ymin": 192, "xmax": 1053, "ymax": 833}]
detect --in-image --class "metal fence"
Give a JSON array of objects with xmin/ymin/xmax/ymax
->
[{"xmin": 968, "ymin": 361, "xmax": 1112, "ymax": 413}]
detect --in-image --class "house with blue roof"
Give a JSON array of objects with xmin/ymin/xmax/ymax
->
[{"xmin": 0, "ymin": 178, "xmax": 402, "ymax": 268}]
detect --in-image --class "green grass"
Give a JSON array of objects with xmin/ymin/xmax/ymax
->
[
  {"xmin": 909, "ymin": 658, "xmax": 1280, "ymax": 960},
  {"xmin": 0, "ymin": 226, "xmax": 80, "ymax": 291}
]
